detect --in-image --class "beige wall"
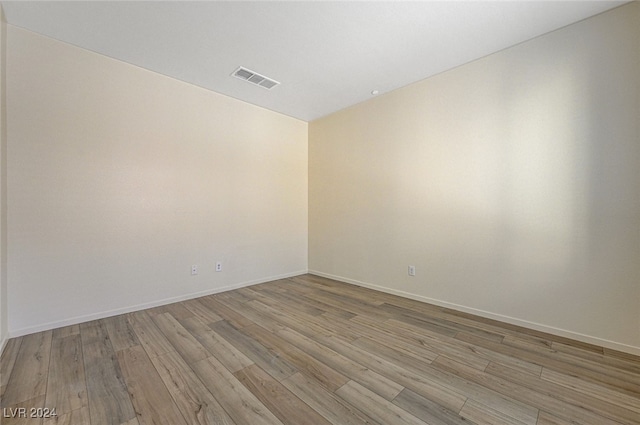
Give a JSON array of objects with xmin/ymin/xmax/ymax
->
[
  {"xmin": 0, "ymin": 6, "xmax": 7, "ymax": 352},
  {"xmin": 309, "ymin": 3, "xmax": 640, "ymax": 354},
  {"xmin": 7, "ymin": 27, "xmax": 308, "ymax": 335}
]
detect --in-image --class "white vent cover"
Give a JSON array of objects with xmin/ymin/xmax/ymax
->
[{"xmin": 232, "ymin": 67, "xmax": 279, "ymax": 90}]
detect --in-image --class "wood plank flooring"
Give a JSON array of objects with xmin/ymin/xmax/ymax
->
[{"xmin": 1, "ymin": 274, "xmax": 639, "ymax": 425}]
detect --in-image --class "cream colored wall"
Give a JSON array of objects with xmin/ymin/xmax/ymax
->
[
  {"xmin": 309, "ymin": 3, "xmax": 640, "ymax": 354},
  {"xmin": 7, "ymin": 27, "xmax": 308, "ymax": 335},
  {"xmin": 0, "ymin": 6, "xmax": 7, "ymax": 353}
]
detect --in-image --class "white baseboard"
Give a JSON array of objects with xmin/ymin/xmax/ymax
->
[
  {"xmin": 9, "ymin": 270, "xmax": 308, "ymax": 338},
  {"xmin": 308, "ymin": 270, "xmax": 640, "ymax": 357},
  {"xmin": 0, "ymin": 333, "xmax": 7, "ymax": 357}
]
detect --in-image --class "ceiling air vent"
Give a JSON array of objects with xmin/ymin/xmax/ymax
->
[{"xmin": 232, "ymin": 66, "xmax": 280, "ymax": 90}]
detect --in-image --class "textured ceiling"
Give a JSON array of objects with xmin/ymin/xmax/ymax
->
[{"xmin": 1, "ymin": 1, "xmax": 627, "ymax": 121}]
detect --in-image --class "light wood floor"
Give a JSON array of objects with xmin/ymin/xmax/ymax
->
[{"xmin": 1, "ymin": 274, "xmax": 639, "ymax": 425}]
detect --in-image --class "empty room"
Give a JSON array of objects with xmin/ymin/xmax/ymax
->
[{"xmin": 0, "ymin": 1, "xmax": 639, "ymax": 425}]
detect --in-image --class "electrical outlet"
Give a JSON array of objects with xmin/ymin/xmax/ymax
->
[
  {"xmin": 408, "ymin": 265, "xmax": 415, "ymax": 276},
  {"xmin": 191, "ymin": 265, "xmax": 198, "ymax": 275},
  {"xmin": 216, "ymin": 262, "xmax": 222, "ymax": 272}
]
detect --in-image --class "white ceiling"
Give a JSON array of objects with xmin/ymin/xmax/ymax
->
[{"xmin": 1, "ymin": 1, "xmax": 627, "ymax": 121}]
